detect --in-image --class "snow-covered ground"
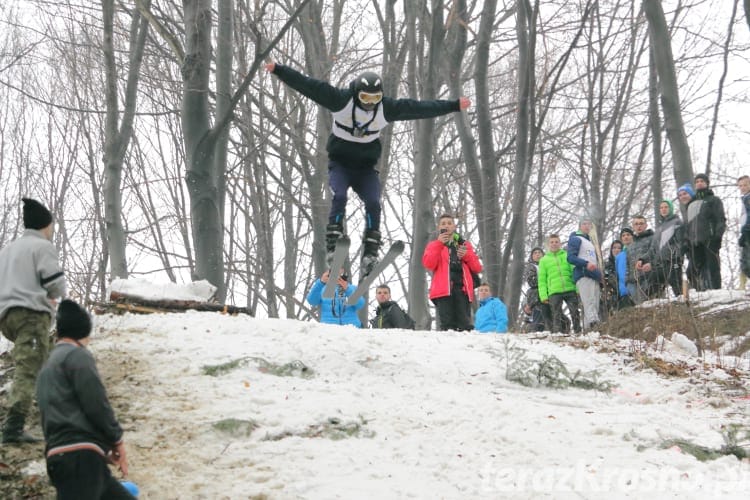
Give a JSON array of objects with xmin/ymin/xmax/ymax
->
[{"xmin": 3, "ymin": 286, "xmax": 750, "ymax": 499}]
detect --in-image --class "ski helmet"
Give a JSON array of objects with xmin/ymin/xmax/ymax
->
[{"xmin": 355, "ymin": 71, "xmax": 383, "ymax": 105}]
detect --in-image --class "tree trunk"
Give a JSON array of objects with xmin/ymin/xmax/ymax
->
[
  {"xmin": 102, "ymin": 0, "xmax": 149, "ymax": 280},
  {"xmin": 500, "ymin": 0, "xmax": 536, "ymax": 325},
  {"xmin": 408, "ymin": 0, "xmax": 445, "ymax": 330},
  {"xmin": 471, "ymin": 0, "xmax": 502, "ymax": 289},
  {"xmin": 182, "ymin": 0, "xmax": 225, "ymax": 299},
  {"xmin": 642, "ymin": 0, "xmax": 693, "ymax": 186}
]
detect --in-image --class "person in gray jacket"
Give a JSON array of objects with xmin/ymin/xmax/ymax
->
[
  {"xmin": 0, "ymin": 198, "xmax": 66, "ymax": 444},
  {"xmin": 36, "ymin": 299, "xmax": 133, "ymax": 499},
  {"xmin": 626, "ymin": 215, "xmax": 656, "ymax": 304}
]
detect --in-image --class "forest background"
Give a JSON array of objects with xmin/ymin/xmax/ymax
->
[{"xmin": 1, "ymin": 0, "xmax": 749, "ymax": 328}]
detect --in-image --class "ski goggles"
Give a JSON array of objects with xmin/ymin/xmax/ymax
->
[{"xmin": 358, "ymin": 91, "xmax": 383, "ymax": 105}]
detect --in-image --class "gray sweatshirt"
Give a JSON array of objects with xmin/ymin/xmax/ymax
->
[{"xmin": 0, "ymin": 229, "xmax": 66, "ymax": 321}]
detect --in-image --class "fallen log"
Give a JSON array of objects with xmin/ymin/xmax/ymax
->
[{"xmin": 93, "ymin": 291, "xmax": 251, "ymax": 316}]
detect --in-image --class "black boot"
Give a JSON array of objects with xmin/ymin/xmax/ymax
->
[
  {"xmin": 325, "ymin": 223, "xmax": 345, "ymax": 267},
  {"xmin": 361, "ymin": 229, "xmax": 382, "ymax": 277},
  {"xmin": 1, "ymin": 405, "xmax": 42, "ymax": 445}
]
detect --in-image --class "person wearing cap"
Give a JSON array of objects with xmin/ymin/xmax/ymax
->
[
  {"xmin": 36, "ymin": 300, "xmax": 134, "ymax": 499},
  {"xmin": 685, "ymin": 173, "xmax": 726, "ymax": 290},
  {"xmin": 615, "ymin": 227, "xmax": 635, "ymax": 309},
  {"xmin": 567, "ymin": 217, "xmax": 603, "ymax": 330},
  {"xmin": 737, "ymin": 175, "xmax": 750, "ymax": 289},
  {"xmin": 0, "ymin": 198, "xmax": 66, "ymax": 444},
  {"xmin": 650, "ymin": 199, "xmax": 685, "ymax": 297},
  {"xmin": 264, "ymin": 61, "xmax": 471, "ymax": 276}
]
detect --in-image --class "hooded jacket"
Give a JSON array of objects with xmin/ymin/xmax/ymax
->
[
  {"xmin": 651, "ymin": 211, "xmax": 684, "ymax": 274},
  {"xmin": 685, "ymin": 188, "xmax": 726, "ymax": 246},
  {"xmin": 537, "ymin": 249, "xmax": 577, "ymax": 302},
  {"xmin": 370, "ymin": 301, "xmax": 415, "ymax": 329},
  {"xmin": 474, "ymin": 297, "xmax": 508, "ymax": 333},
  {"xmin": 567, "ymin": 231, "xmax": 603, "ymax": 282},
  {"xmin": 306, "ymin": 279, "xmax": 365, "ymax": 327},
  {"xmin": 271, "ymin": 65, "xmax": 461, "ymax": 168},
  {"xmin": 626, "ymin": 229, "xmax": 655, "ymax": 284}
]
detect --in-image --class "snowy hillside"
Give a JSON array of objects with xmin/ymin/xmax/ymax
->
[{"xmin": 3, "ymin": 290, "xmax": 750, "ymax": 499}]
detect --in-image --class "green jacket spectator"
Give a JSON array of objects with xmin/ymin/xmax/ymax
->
[{"xmin": 537, "ymin": 249, "xmax": 576, "ymax": 302}]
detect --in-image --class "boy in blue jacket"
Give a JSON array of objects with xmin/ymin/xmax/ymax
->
[
  {"xmin": 307, "ymin": 270, "xmax": 366, "ymax": 327},
  {"xmin": 474, "ymin": 283, "xmax": 508, "ymax": 333}
]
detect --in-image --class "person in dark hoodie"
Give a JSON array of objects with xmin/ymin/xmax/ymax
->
[
  {"xmin": 603, "ymin": 240, "xmax": 623, "ymax": 312},
  {"xmin": 523, "ymin": 247, "xmax": 551, "ymax": 331},
  {"xmin": 36, "ymin": 299, "xmax": 134, "ymax": 499},
  {"xmin": 567, "ymin": 217, "xmax": 603, "ymax": 330},
  {"xmin": 651, "ymin": 199, "xmax": 685, "ymax": 297},
  {"xmin": 370, "ymin": 284, "xmax": 415, "ymax": 329},
  {"xmin": 626, "ymin": 215, "xmax": 656, "ymax": 304},
  {"xmin": 265, "ymin": 61, "xmax": 471, "ymax": 275},
  {"xmin": 685, "ymin": 173, "xmax": 726, "ymax": 290}
]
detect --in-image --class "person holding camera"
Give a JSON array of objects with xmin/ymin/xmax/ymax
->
[
  {"xmin": 422, "ymin": 213, "xmax": 482, "ymax": 331},
  {"xmin": 306, "ymin": 269, "xmax": 366, "ymax": 327}
]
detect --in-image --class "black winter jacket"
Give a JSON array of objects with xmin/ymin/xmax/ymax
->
[
  {"xmin": 370, "ymin": 301, "xmax": 415, "ymax": 329},
  {"xmin": 685, "ymin": 189, "xmax": 726, "ymax": 247},
  {"xmin": 272, "ymin": 65, "xmax": 460, "ymax": 168}
]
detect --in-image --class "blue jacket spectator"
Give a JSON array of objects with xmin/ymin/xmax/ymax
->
[
  {"xmin": 474, "ymin": 283, "xmax": 508, "ymax": 333},
  {"xmin": 307, "ymin": 270, "xmax": 365, "ymax": 327}
]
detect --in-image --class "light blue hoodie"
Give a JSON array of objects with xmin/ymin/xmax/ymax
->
[{"xmin": 474, "ymin": 297, "xmax": 508, "ymax": 333}]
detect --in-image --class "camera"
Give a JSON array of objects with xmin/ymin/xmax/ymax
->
[
  {"xmin": 439, "ymin": 228, "xmax": 448, "ymax": 234},
  {"xmin": 340, "ymin": 273, "xmax": 349, "ymax": 282}
]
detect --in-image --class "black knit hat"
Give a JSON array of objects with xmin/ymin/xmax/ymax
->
[
  {"xmin": 22, "ymin": 198, "xmax": 53, "ymax": 230},
  {"xmin": 56, "ymin": 300, "xmax": 92, "ymax": 340},
  {"xmin": 694, "ymin": 173, "xmax": 710, "ymax": 186},
  {"xmin": 620, "ymin": 227, "xmax": 634, "ymax": 237}
]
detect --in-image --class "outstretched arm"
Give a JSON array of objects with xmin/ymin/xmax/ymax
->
[
  {"xmin": 383, "ymin": 96, "xmax": 471, "ymax": 122},
  {"xmin": 265, "ymin": 62, "xmax": 350, "ymax": 111}
]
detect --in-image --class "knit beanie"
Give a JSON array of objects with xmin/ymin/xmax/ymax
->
[
  {"xmin": 620, "ymin": 227, "xmax": 634, "ymax": 237},
  {"xmin": 694, "ymin": 173, "xmax": 709, "ymax": 186},
  {"xmin": 677, "ymin": 183, "xmax": 695, "ymax": 198},
  {"xmin": 56, "ymin": 300, "xmax": 92, "ymax": 340},
  {"xmin": 22, "ymin": 198, "xmax": 53, "ymax": 230},
  {"xmin": 661, "ymin": 199, "xmax": 674, "ymax": 217}
]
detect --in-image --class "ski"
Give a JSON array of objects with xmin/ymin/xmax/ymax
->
[
  {"xmin": 347, "ymin": 241, "xmax": 405, "ymax": 305},
  {"xmin": 322, "ymin": 236, "xmax": 351, "ymax": 299}
]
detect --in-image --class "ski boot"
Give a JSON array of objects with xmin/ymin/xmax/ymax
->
[
  {"xmin": 360, "ymin": 229, "xmax": 382, "ymax": 277},
  {"xmin": 325, "ymin": 223, "xmax": 345, "ymax": 268}
]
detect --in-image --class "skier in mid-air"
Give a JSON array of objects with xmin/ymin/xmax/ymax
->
[{"xmin": 265, "ymin": 61, "xmax": 471, "ymax": 276}]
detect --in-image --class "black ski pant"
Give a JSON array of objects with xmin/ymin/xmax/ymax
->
[
  {"xmin": 687, "ymin": 243, "xmax": 721, "ymax": 291},
  {"xmin": 432, "ymin": 284, "xmax": 473, "ymax": 331},
  {"xmin": 46, "ymin": 450, "xmax": 135, "ymax": 500}
]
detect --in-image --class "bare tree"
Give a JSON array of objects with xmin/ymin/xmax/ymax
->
[
  {"xmin": 642, "ymin": 0, "xmax": 693, "ymax": 185},
  {"xmin": 102, "ymin": 0, "xmax": 149, "ymax": 280}
]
